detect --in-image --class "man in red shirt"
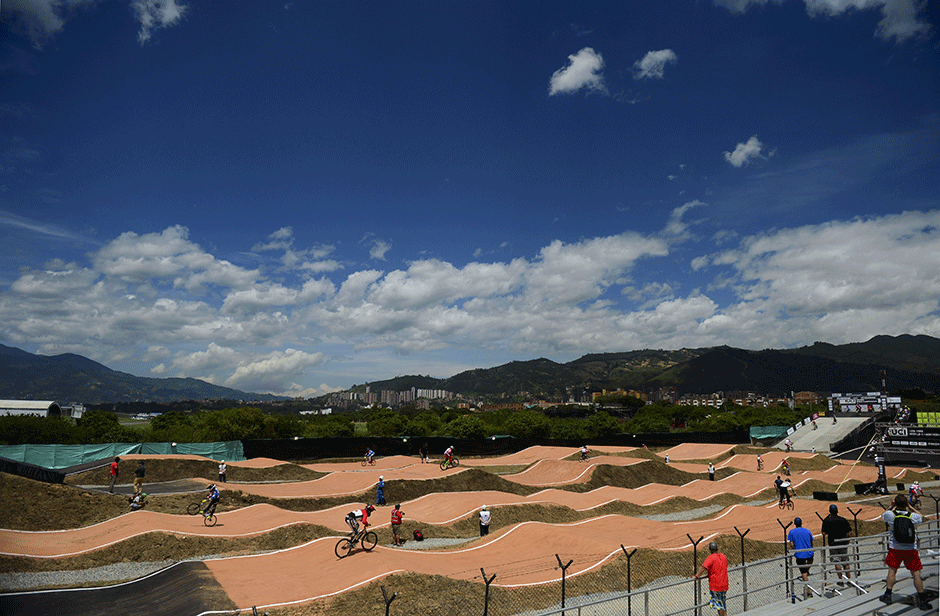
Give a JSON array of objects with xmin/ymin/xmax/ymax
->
[
  {"xmin": 390, "ymin": 504, "xmax": 404, "ymax": 546},
  {"xmin": 695, "ymin": 541, "xmax": 729, "ymax": 616},
  {"xmin": 108, "ymin": 457, "xmax": 120, "ymax": 494}
]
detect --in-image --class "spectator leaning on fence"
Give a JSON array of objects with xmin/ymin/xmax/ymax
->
[
  {"xmin": 821, "ymin": 504, "xmax": 852, "ymax": 584},
  {"xmin": 880, "ymin": 493, "xmax": 932, "ymax": 610},
  {"xmin": 694, "ymin": 541, "xmax": 728, "ymax": 616},
  {"xmin": 787, "ymin": 517, "xmax": 814, "ymax": 583}
]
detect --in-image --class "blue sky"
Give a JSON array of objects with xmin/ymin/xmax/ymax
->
[{"xmin": 1, "ymin": 0, "xmax": 938, "ymax": 397}]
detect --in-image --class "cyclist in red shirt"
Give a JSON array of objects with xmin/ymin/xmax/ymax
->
[
  {"xmin": 695, "ymin": 541, "xmax": 728, "ymax": 616},
  {"xmin": 345, "ymin": 505, "xmax": 375, "ymax": 539}
]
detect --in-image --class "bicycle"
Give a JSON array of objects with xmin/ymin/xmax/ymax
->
[
  {"xmin": 778, "ymin": 491, "xmax": 794, "ymax": 510},
  {"xmin": 439, "ymin": 457, "xmax": 460, "ymax": 471},
  {"xmin": 335, "ymin": 527, "xmax": 378, "ymax": 558},
  {"xmin": 187, "ymin": 498, "xmax": 219, "ymax": 526},
  {"xmin": 187, "ymin": 498, "xmax": 210, "ymax": 516},
  {"xmin": 361, "ymin": 457, "xmax": 376, "ymax": 467}
]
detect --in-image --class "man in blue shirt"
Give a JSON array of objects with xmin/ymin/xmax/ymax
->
[{"xmin": 788, "ymin": 517, "xmax": 814, "ymax": 582}]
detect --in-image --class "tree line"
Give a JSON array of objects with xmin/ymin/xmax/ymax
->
[{"xmin": 0, "ymin": 401, "xmax": 827, "ymax": 445}]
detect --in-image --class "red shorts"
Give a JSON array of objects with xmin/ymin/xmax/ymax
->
[{"xmin": 885, "ymin": 548, "xmax": 922, "ymax": 572}]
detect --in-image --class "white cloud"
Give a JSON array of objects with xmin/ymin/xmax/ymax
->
[
  {"xmin": 1, "ymin": 0, "xmax": 188, "ymax": 48},
  {"xmin": 549, "ymin": 48, "xmax": 606, "ymax": 95},
  {"xmin": 132, "ymin": 0, "xmax": 187, "ymax": 44},
  {"xmin": 369, "ymin": 239, "xmax": 392, "ymax": 260},
  {"xmin": 714, "ymin": 0, "xmax": 931, "ymax": 41},
  {"xmin": 724, "ymin": 135, "xmax": 767, "ymax": 167},
  {"xmin": 632, "ymin": 49, "xmax": 678, "ymax": 80},
  {"xmin": 2, "ymin": 210, "xmax": 939, "ymax": 393},
  {"xmin": 223, "ymin": 348, "xmax": 328, "ymax": 393}
]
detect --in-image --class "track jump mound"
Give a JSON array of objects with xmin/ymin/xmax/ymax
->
[{"xmin": 0, "ymin": 561, "xmax": 235, "ymax": 616}]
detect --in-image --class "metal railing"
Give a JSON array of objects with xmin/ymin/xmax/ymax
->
[{"xmin": 523, "ymin": 522, "xmax": 939, "ymax": 616}]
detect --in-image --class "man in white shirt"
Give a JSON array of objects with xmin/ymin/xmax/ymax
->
[{"xmin": 479, "ymin": 505, "xmax": 491, "ymax": 536}]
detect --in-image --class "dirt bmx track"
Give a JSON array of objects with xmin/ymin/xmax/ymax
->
[{"xmin": 0, "ymin": 444, "xmax": 926, "ymax": 615}]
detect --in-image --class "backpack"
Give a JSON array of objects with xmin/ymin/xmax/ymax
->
[
  {"xmin": 893, "ymin": 511, "xmax": 916, "ymax": 544},
  {"xmin": 413, "ymin": 530, "xmax": 424, "ymax": 541}
]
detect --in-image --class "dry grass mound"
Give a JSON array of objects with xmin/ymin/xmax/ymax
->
[
  {"xmin": 66, "ymin": 458, "xmax": 325, "ymax": 485},
  {"xmin": 0, "ymin": 523, "xmax": 332, "ymax": 575}
]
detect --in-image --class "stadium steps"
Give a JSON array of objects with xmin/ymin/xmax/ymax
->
[{"xmin": 739, "ymin": 553, "xmax": 938, "ymax": 616}]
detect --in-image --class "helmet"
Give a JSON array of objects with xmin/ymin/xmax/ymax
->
[
  {"xmin": 482, "ymin": 505, "xmax": 487, "ymax": 511},
  {"xmin": 708, "ymin": 541, "xmax": 719, "ymax": 552},
  {"xmin": 367, "ymin": 504, "xmax": 375, "ymax": 513},
  {"xmin": 208, "ymin": 484, "xmax": 216, "ymax": 491},
  {"xmin": 379, "ymin": 476, "xmax": 383, "ymax": 480},
  {"xmin": 914, "ymin": 481, "xmax": 919, "ymax": 485}
]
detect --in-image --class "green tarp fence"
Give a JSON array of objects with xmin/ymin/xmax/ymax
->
[
  {"xmin": 749, "ymin": 426, "xmax": 789, "ymax": 441},
  {"xmin": 0, "ymin": 441, "xmax": 244, "ymax": 469}
]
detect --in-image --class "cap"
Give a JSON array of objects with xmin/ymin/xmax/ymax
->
[
  {"xmin": 794, "ymin": 517, "xmax": 802, "ymax": 526},
  {"xmin": 829, "ymin": 504, "xmax": 838, "ymax": 513},
  {"xmin": 379, "ymin": 476, "xmax": 383, "ymax": 480}
]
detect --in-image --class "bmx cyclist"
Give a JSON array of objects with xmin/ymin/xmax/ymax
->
[
  {"xmin": 345, "ymin": 504, "xmax": 375, "ymax": 539},
  {"xmin": 909, "ymin": 481, "xmax": 923, "ymax": 509},
  {"xmin": 757, "ymin": 454, "xmax": 763, "ymax": 471},
  {"xmin": 204, "ymin": 484, "xmax": 221, "ymax": 517},
  {"xmin": 443, "ymin": 445, "xmax": 455, "ymax": 468},
  {"xmin": 775, "ymin": 476, "xmax": 792, "ymax": 505},
  {"xmin": 365, "ymin": 449, "xmax": 375, "ymax": 464},
  {"xmin": 782, "ymin": 458, "xmax": 791, "ymax": 476},
  {"xmin": 580, "ymin": 445, "xmax": 588, "ymax": 461}
]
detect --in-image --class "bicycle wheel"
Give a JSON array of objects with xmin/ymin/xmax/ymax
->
[
  {"xmin": 778, "ymin": 501, "xmax": 785, "ymax": 509},
  {"xmin": 361, "ymin": 459, "xmax": 367, "ymax": 467},
  {"xmin": 439, "ymin": 460, "xmax": 447, "ymax": 471},
  {"xmin": 204, "ymin": 513, "xmax": 218, "ymax": 527},
  {"xmin": 335, "ymin": 538, "xmax": 353, "ymax": 559},
  {"xmin": 361, "ymin": 531, "xmax": 378, "ymax": 551},
  {"xmin": 451, "ymin": 457, "xmax": 459, "ymax": 468},
  {"xmin": 187, "ymin": 502, "xmax": 202, "ymax": 516},
  {"xmin": 787, "ymin": 501, "xmax": 794, "ymax": 510}
]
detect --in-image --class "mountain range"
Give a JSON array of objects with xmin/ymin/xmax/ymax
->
[
  {"xmin": 355, "ymin": 335, "xmax": 940, "ymax": 399},
  {"xmin": 0, "ymin": 344, "xmax": 282, "ymax": 404},
  {"xmin": 2, "ymin": 335, "xmax": 939, "ymax": 404}
]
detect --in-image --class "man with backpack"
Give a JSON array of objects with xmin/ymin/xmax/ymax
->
[{"xmin": 880, "ymin": 494, "xmax": 931, "ymax": 610}]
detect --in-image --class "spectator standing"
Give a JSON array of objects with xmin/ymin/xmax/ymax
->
[
  {"xmin": 694, "ymin": 541, "xmax": 728, "ymax": 616},
  {"xmin": 390, "ymin": 504, "xmax": 404, "ymax": 546},
  {"xmin": 218, "ymin": 460, "xmax": 227, "ymax": 483},
  {"xmin": 108, "ymin": 457, "xmax": 120, "ymax": 494},
  {"xmin": 420, "ymin": 442, "xmax": 429, "ymax": 463},
  {"xmin": 788, "ymin": 517, "xmax": 814, "ymax": 590},
  {"xmin": 708, "ymin": 463, "xmax": 715, "ymax": 481},
  {"xmin": 479, "ymin": 505, "xmax": 491, "ymax": 536},
  {"xmin": 376, "ymin": 476, "xmax": 386, "ymax": 506},
  {"xmin": 821, "ymin": 504, "xmax": 852, "ymax": 584},
  {"xmin": 664, "ymin": 454, "xmax": 670, "ymax": 464},
  {"xmin": 880, "ymin": 494, "xmax": 931, "ymax": 610},
  {"xmin": 133, "ymin": 461, "xmax": 146, "ymax": 495}
]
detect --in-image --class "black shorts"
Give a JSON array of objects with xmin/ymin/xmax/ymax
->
[{"xmin": 796, "ymin": 556, "xmax": 813, "ymax": 575}]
